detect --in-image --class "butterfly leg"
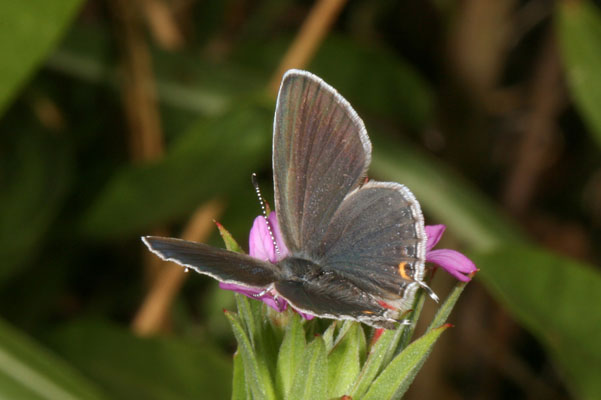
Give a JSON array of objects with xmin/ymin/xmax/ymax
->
[
  {"xmin": 251, "ymin": 283, "xmax": 275, "ymax": 298},
  {"xmin": 251, "ymin": 283, "xmax": 285, "ymax": 309}
]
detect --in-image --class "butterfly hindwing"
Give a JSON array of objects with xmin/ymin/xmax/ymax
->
[
  {"xmin": 274, "ymin": 276, "xmax": 398, "ymax": 329},
  {"xmin": 315, "ymin": 181, "xmax": 427, "ymax": 312},
  {"xmin": 142, "ymin": 236, "xmax": 281, "ymax": 288},
  {"xmin": 273, "ymin": 70, "xmax": 371, "ymax": 255}
]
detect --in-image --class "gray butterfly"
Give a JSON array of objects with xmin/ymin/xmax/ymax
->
[{"xmin": 143, "ymin": 70, "xmax": 435, "ymax": 329}]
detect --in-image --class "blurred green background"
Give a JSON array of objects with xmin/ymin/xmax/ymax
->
[{"xmin": 1, "ymin": 0, "xmax": 601, "ymax": 399}]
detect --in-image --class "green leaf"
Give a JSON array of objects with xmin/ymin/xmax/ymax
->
[
  {"xmin": 0, "ymin": 128, "xmax": 72, "ymax": 283},
  {"xmin": 232, "ymin": 351, "xmax": 250, "ymax": 400},
  {"xmin": 48, "ymin": 319, "xmax": 230, "ymax": 400},
  {"xmin": 0, "ymin": 0, "xmax": 83, "ymax": 116},
  {"xmin": 82, "ymin": 100, "xmax": 272, "ymax": 238},
  {"xmin": 289, "ymin": 337, "xmax": 327, "ymax": 400},
  {"xmin": 326, "ymin": 323, "xmax": 364, "ymax": 398},
  {"xmin": 370, "ymin": 133, "xmax": 525, "ymax": 251},
  {"xmin": 275, "ymin": 313, "xmax": 305, "ymax": 398},
  {"xmin": 558, "ymin": 0, "xmax": 601, "ymax": 147},
  {"xmin": 0, "ymin": 317, "xmax": 105, "ymax": 399},
  {"xmin": 235, "ymin": 295, "xmax": 262, "ymax": 349},
  {"xmin": 47, "ymin": 22, "xmax": 266, "ymax": 117},
  {"xmin": 226, "ymin": 311, "xmax": 276, "ymax": 400},
  {"xmin": 474, "ymin": 244, "xmax": 601, "ymax": 400},
  {"xmin": 361, "ymin": 325, "xmax": 449, "ymax": 400}
]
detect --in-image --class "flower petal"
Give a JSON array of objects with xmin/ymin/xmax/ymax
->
[
  {"xmin": 220, "ymin": 213, "xmax": 299, "ymax": 314},
  {"xmin": 248, "ymin": 216, "xmax": 276, "ymax": 262},
  {"xmin": 427, "ymin": 249, "xmax": 477, "ymax": 282},
  {"xmin": 289, "ymin": 306, "xmax": 314, "ymax": 320},
  {"xmin": 224, "ymin": 212, "xmax": 335, "ymax": 319},
  {"xmin": 425, "ymin": 224, "xmax": 446, "ymax": 251},
  {"xmin": 219, "ymin": 282, "xmax": 288, "ymax": 312},
  {"xmin": 299, "ymin": 312, "xmax": 314, "ymax": 320},
  {"xmin": 260, "ymin": 294, "xmax": 288, "ymax": 312},
  {"xmin": 218, "ymin": 282, "xmax": 259, "ymax": 297},
  {"xmin": 268, "ymin": 212, "xmax": 290, "ymax": 260}
]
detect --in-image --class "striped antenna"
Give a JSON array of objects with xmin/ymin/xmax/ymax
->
[{"xmin": 251, "ymin": 173, "xmax": 280, "ymax": 256}]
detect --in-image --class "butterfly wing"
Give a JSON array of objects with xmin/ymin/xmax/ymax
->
[
  {"xmin": 273, "ymin": 181, "xmax": 427, "ymax": 325},
  {"xmin": 142, "ymin": 236, "xmax": 281, "ymax": 288},
  {"xmin": 316, "ymin": 181, "xmax": 427, "ymax": 312},
  {"xmin": 274, "ymin": 277, "xmax": 399, "ymax": 329},
  {"xmin": 273, "ymin": 70, "xmax": 371, "ymax": 255},
  {"xmin": 274, "ymin": 182, "xmax": 426, "ymax": 326},
  {"xmin": 273, "ymin": 71, "xmax": 427, "ymax": 321}
]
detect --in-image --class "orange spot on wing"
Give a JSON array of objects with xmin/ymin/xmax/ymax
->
[
  {"xmin": 363, "ymin": 310, "xmax": 374, "ymax": 314},
  {"xmin": 398, "ymin": 261, "xmax": 411, "ymax": 280}
]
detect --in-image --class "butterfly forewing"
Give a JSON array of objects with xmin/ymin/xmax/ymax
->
[
  {"xmin": 143, "ymin": 236, "xmax": 281, "ymax": 288},
  {"xmin": 273, "ymin": 70, "xmax": 371, "ymax": 255}
]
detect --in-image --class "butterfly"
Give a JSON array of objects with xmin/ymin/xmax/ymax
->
[{"xmin": 143, "ymin": 69, "xmax": 436, "ymax": 329}]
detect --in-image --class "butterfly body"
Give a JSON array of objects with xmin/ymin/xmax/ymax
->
[
  {"xmin": 143, "ymin": 69, "xmax": 431, "ymax": 329},
  {"xmin": 277, "ymin": 256, "xmax": 321, "ymax": 280}
]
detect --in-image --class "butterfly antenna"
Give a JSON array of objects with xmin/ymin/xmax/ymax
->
[
  {"xmin": 251, "ymin": 173, "xmax": 280, "ymax": 256},
  {"xmin": 417, "ymin": 280, "xmax": 439, "ymax": 303}
]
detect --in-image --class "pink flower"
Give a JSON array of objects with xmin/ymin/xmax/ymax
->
[
  {"xmin": 425, "ymin": 224, "xmax": 477, "ymax": 282},
  {"xmin": 219, "ymin": 213, "xmax": 313, "ymax": 319}
]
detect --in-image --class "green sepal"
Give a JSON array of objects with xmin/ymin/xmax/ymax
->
[
  {"xmin": 275, "ymin": 312, "xmax": 306, "ymax": 398},
  {"xmin": 326, "ymin": 323, "xmax": 365, "ymax": 398},
  {"xmin": 231, "ymin": 350, "xmax": 250, "ymax": 400},
  {"xmin": 321, "ymin": 320, "xmax": 339, "ymax": 353},
  {"xmin": 216, "ymin": 222, "xmax": 244, "ymax": 253},
  {"xmin": 394, "ymin": 290, "xmax": 427, "ymax": 359},
  {"xmin": 225, "ymin": 310, "xmax": 276, "ymax": 400},
  {"xmin": 288, "ymin": 336, "xmax": 327, "ymax": 400}
]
